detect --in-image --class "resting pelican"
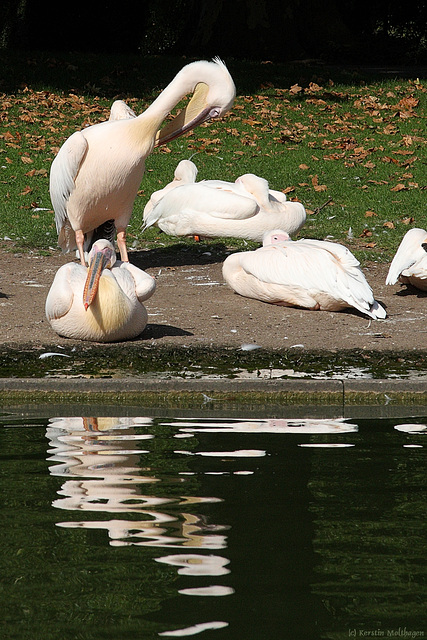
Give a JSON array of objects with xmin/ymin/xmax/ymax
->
[
  {"xmin": 143, "ymin": 159, "xmax": 199, "ymax": 217},
  {"xmin": 386, "ymin": 228, "xmax": 427, "ymax": 291},
  {"xmin": 45, "ymin": 240, "xmax": 156, "ymax": 342},
  {"xmin": 143, "ymin": 169, "xmax": 306, "ymax": 241},
  {"xmin": 108, "ymin": 99, "xmax": 137, "ymax": 121},
  {"xmin": 50, "ymin": 58, "xmax": 236, "ymax": 265},
  {"xmin": 222, "ymin": 229, "xmax": 386, "ymax": 319}
]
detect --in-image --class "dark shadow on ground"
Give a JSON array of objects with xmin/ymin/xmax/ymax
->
[
  {"xmin": 395, "ymin": 286, "xmax": 427, "ymax": 299},
  {"xmin": 139, "ymin": 324, "xmax": 193, "ymax": 340},
  {"xmin": 130, "ymin": 242, "xmax": 230, "ymax": 269}
]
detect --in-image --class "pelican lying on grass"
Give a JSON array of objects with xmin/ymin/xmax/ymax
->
[
  {"xmin": 143, "ymin": 166, "xmax": 306, "ymax": 241},
  {"xmin": 45, "ymin": 240, "xmax": 156, "ymax": 342},
  {"xmin": 143, "ymin": 159, "xmax": 199, "ymax": 217},
  {"xmin": 108, "ymin": 99, "xmax": 137, "ymax": 121},
  {"xmin": 386, "ymin": 228, "xmax": 427, "ymax": 291},
  {"xmin": 50, "ymin": 58, "xmax": 236, "ymax": 265},
  {"xmin": 222, "ymin": 229, "xmax": 386, "ymax": 319}
]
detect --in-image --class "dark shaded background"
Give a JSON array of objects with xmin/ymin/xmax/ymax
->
[{"xmin": 1, "ymin": 0, "xmax": 426, "ymax": 63}]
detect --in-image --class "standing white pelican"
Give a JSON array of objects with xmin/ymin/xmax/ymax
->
[
  {"xmin": 386, "ymin": 228, "xmax": 427, "ymax": 291},
  {"xmin": 222, "ymin": 229, "xmax": 386, "ymax": 319},
  {"xmin": 45, "ymin": 240, "xmax": 156, "ymax": 342},
  {"xmin": 143, "ymin": 170, "xmax": 306, "ymax": 241},
  {"xmin": 50, "ymin": 58, "xmax": 236, "ymax": 265}
]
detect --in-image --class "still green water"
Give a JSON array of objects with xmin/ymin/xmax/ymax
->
[{"xmin": 0, "ymin": 410, "xmax": 425, "ymax": 640}]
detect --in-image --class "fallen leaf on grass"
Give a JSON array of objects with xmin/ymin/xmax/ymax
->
[
  {"xmin": 311, "ymin": 175, "xmax": 327, "ymax": 191},
  {"xmin": 383, "ymin": 221, "xmax": 395, "ymax": 229},
  {"xmin": 25, "ymin": 168, "xmax": 48, "ymax": 177},
  {"xmin": 365, "ymin": 210, "xmax": 378, "ymax": 217},
  {"xmin": 390, "ymin": 183, "xmax": 407, "ymax": 192},
  {"xmin": 401, "ymin": 217, "xmax": 415, "ymax": 225}
]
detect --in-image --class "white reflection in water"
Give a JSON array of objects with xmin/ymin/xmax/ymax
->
[
  {"xmin": 175, "ymin": 449, "xmax": 266, "ymax": 458},
  {"xmin": 178, "ymin": 586, "xmax": 234, "ymax": 597},
  {"xmin": 394, "ymin": 423, "xmax": 427, "ymax": 434},
  {"xmin": 46, "ymin": 416, "xmax": 226, "ymax": 550},
  {"xmin": 159, "ymin": 621, "xmax": 229, "ymax": 637},
  {"xmin": 170, "ymin": 417, "xmax": 358, "ymax": 435},
  {"xmin": 298, "ymin": 443, "xmax": 355, "ymax": 448},
  {"xmin": 46, "ymin": 412, "xmax": 359, "ymax": 633},
  {"xmin": 155, "ymin": 554, "xmax": 230, "ymax": 576}
]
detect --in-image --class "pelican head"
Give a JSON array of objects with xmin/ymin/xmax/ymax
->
[
  {"xmin": 83, "ymin": 240, "xmax": 117, "ymax": 310},
  {"xmin": 263, "ymin": 229, "xmax": 291, "ymax": 246},
  {"xmin": 236, "ymin": 174, "xmax": 271, "ymax": 207},
  {"xmin": 155, "ymin": 58, "xmax": 236, "ymax": 146}
]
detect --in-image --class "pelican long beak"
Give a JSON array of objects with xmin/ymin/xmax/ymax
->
[
  {"xmin": 155, "ymin": 82, "xmax": 214, "ymax": 147},
  {"xmin": 83, "ymin": 251, "xmax": 109, "ymax": 310}
]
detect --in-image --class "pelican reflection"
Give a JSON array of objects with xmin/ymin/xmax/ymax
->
[{"xmin": 46, "ymin": 416, "xmax": 226, "ymax": 549}]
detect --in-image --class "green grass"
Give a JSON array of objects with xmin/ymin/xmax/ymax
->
[{"xmin": 0, "ymin": 51, "xmax": 426, "ymax": 262}]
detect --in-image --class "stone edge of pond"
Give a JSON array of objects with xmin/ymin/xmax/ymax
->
[{"xmin": 0, "ymin": 376, "xmax": 426, "ymax": 408}]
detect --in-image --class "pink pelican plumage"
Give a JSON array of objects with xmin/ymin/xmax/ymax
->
[
  {"xmin": 222, "ymin": 229, "xmax": 386, "ymax": 319},
  {"xmin": 50, "ymin": 58, "xmax": 236, "ymax": 265},
  {"xmin": 386, "ymin": 228, "xmax": 427, "ymax": 291},
  {"xmin": 142, "ymin": 164, "xmax": 306, "ymax": 241},
  {"xmin": 45, "ymin": 240, "xmax": 156, "ymax": 342}
]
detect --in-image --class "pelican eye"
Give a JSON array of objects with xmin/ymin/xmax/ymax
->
[
  {"xmin": 422, "ymin": 243, "xmax": 427, "ymax": 253},
  {"xmin": 209, "ymin": 107, "xmax": 221, "ymax": 119}
]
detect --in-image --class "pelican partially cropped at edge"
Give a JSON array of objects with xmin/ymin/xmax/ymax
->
[
  {"xmin": 222, "ymin": 229, "xmax": 386, "ymax": 319},
  {"xmin": 386, "ymin": 227, "xmax": 427, "ymax": 291},
  {"xmin": 45, "ymin": 240, "xmax": 156, "ymax": 342},
  {"xmin": 143, "ymin": 166, "xmax": 306, "ymax": 241},
  {"xmin": 50, "ymin": 58, "xmax": 236, "ymax": 265}
]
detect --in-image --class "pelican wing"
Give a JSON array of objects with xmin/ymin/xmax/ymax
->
[
  {"xmin": 116, "ymin": 262, "xmax": 156, "ymax": 302},
  {"xmin": 50, "ymin": 131, "xmax": 88, "ymax": 234},
  {"xmin": 240, "ymin": 242, "xmax": 379, "ymax": 316},
  {"xmin": 143, "ymin": 183, "xmax": 258, "ymax": 230},
  {"xmin": 45, "ymin": 264, "xmax": 76, "ymax": 320},
  {"xmin": 239, "ymin": 244, "xmax": 334, "ymax": 290},
  {"xmin": 402, "ymin": 255, "xmax": 427, "ymax": 282}
]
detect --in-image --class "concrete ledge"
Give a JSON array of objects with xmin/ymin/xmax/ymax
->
[{"xmin": 0, "ymin": 376, "xmax": 425, "ymax": 407}]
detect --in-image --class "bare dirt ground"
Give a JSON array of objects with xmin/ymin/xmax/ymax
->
[{"xmin": 0, "ymin": 240, "xmax": 426, "ymax": 353}]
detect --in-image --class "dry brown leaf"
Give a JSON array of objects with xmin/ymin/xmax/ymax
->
[
  {"xmin": 390, "ymin": 183, "xmax": 407, "ymax": 192},
  {"xmin": 383, "ymin": 221, "xmax": 395, "ymax": 229},
  {"xmin": 289, "ymin": 84, "xmax": 302, "ymax": 94},
  {"xmin": 401, "ymin": 217, "xmax": 415, "ymax": 225},
  {"xmin": 282, "ymin": 186, "xmax": 295, "ymax": 194},
  {"xmin": 21, "ymin": 156, "xmax": 33, "ymax": 164},
  {"xmin": 19, "ymin": 185, "xmax": 32, "ymax": 196},
  {"xmin": 365, "ymin": 210, "xmax": 378, "ymax": 217},
  {"xmin": 299, "ymin": 164, "xmax": 310, "ymax": 170},
  {"xmin": 314, "ymin": 184, "xmax": 327, "ymax": 192}
]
